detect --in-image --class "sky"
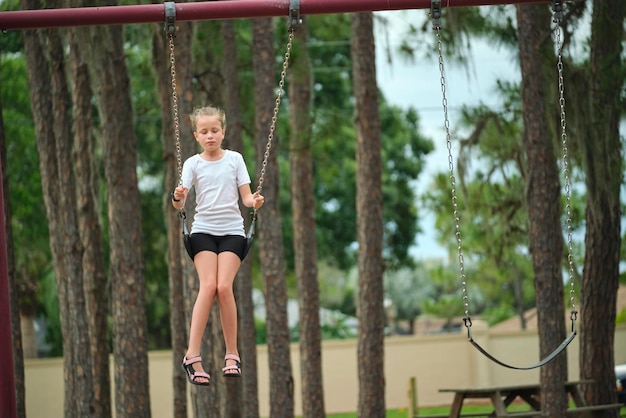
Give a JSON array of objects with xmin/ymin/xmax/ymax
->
[{"xmin": 373, "ymin": 9, "xmax": 522, "ymax": 261}]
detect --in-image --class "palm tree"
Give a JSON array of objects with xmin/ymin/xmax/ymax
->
[
  {"xmin": 22, "ymin": 3, "xmax": 96, "ymax": 413},
  {"xmin": 288, "ymin": 17, "xmax": 326, "ymax": 418},
  {"xmin": 516, "ymin": 6, "xmax": 568, "ymax": 415},
  {"xmin": 351, "ymin": 12, "xmax": 386, "ymax": 418},
  {"xmin": 578, "ymin": 0, "xmax": 625, "ymax": 407},
  {"xmin": 252, "ymin": 17, "xmax": 295, "ymax": 417},
  {"xmin": 84, "ymin": 10, "xmax": 151, "ymax": 417},
  {"xmin": 152, "ymin": 17, "xmax": 194, "ymax": 418},
  {"xmin": 68, "ymin": 19, "xmax": 111, "ymax": 418}
]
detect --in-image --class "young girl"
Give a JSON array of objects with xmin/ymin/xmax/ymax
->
[{"xmin": 171, "ymin": 106, "xmax": 264, "ymax": 386}]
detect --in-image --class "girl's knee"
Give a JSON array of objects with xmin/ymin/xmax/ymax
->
[
  {"xmin": 198, "ymin": 282, "xmax": 217, "ymax": 297},
  {"xmin": 216, "ymin": 283, "xmax": 234, "ymax": 298}
]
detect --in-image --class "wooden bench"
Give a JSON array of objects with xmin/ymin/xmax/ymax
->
[
  {"xmin": 415, "ymin": 405, "xmax": 624, "ymax": 418},
  {"xmin": 494, "ymin": 403, "xmax": 624, "ymax": 417},
  {"xmin": 565, "ymin": 403, "xmax": 624, "ymax": 417}
]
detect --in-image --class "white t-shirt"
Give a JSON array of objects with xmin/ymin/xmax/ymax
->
[{"xmin": 181, "ymin": 150, "xmax": 251, "ymax": 236}]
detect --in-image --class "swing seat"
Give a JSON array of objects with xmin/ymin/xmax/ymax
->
[
  {"xmin": 182, "ymin": 220, "xmax": 193, "ymax": 259},
  {"xmin": 183, "ymin": 233, "xmax": 193, "ymax": 259},
  {"xmin": 242, "ymin": 217, "xmax": 256, "ymax": 259}
]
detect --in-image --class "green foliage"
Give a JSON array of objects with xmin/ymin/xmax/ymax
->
[
  {"xmin": 37, "ymin": 268, "xmax": 62, "ymax": 357},
  {"xmin": 255, "ymin": 317, "xmax": 267, "ymax": 345},
  {"xmin": 482, "ymin": 304, "xmax": 516, "ymax": 326},
  {"xmin": 6, "ymin": 8, "xmax": 604, "ymax": 358},
  {"xmin": 1, "ymin": 50, "xmax": 53, "ymax": 329},
  {"xmin": 317, "ymin": 262, "xmax": 358, "ymax": 317},
  {"xmin": 422, "ymin": 80, "xmax": 534, "ymax": 318},
  {"xmin": 140, "ymin": 188, "xmax": 170, "ymax": 349},
  {"xmin": 423, "ymin": 295, "xmax": 466, "ymax": 332},
  {"xmin": 396, "ymin": 7, "xmax": 493, "ymax": 65},
  {"xmin": 319, "ymin": 316, "xmax": 357, "ymax": 340},
  {"xmin": 384, "ymin": 265, "xmax": 436, "ymax": 326},
  {"xmin": 309, "ymin": 99, "xmax": 432, "ymax": 270},
  {"xmin": 126, "ymin": 24, "xmax": 164, "ymax": 180},
  {"xmin": 0, "ymin": 0, "xmax": 23, "ymax": 54},
  {"xmin": 124, "ymin": 23, "xmax": 173, "ymax": 349},
  {"xmin": 290, "ymin": 314, "xmax": 357, "ymax": 343}
]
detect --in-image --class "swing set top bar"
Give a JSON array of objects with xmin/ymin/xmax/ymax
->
[{"xmin": 1, "ymin": 0, "xmax": 550, "ymax": 31}]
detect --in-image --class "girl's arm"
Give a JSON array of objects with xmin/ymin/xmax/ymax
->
[
  {"xmin": 171, "ymin": 186, "xmax": 188, "ymax": 209},
  {"xmin": 239, "ymin": 184, "xmax": 264, "ymax": 209}
]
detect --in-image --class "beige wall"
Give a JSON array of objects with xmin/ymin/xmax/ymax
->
[{"xmin": 24, "ymin": 324, "xmax": 626, "ymax": 417}]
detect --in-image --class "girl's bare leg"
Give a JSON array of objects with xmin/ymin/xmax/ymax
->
[
  {"xmin": 216, "ymin": 251, "xmax": 241, "ymax": 371},
  {"xmin": 186, "ymin": 251, "xmax": 218, "ymax": 382}
]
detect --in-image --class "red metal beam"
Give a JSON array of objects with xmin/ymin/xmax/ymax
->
[{"xmin": 1, "ymin": 0, "xmax": 550, "ymax": 31}]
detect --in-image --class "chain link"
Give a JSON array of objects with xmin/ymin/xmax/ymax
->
[
  {"xmin": 168, "ymin": 33, "xmax": 183, "ymax": 187},
  {"xmin": 555, "ymin": 24, "xmax": 577, "ymax": 315},
  {"xmin": 435, "ymin": 27, "xmax": 470, "ymax": 319},
  {"xmin": 255, "ymin": 29, "xmax": 294, "ymax": 200}
]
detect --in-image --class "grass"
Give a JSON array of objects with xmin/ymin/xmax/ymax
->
[
  {"xmin": 324, "ymin": 403, "xmax": 529, "ymax": 417},
  {"xmin": 323, "ymin": 403, "xmax": 626, "ymax": 417}
]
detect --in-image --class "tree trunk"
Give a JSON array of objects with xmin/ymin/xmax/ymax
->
[
  {"xmin": 252, "ymin": 17, "xmax": 295, "ymax": 418},
  {"xmin": 68, "ymin": 21, "xmax": 112, "ymax": 418},
  {"xmin": 516, "ymin": 5, "xmax": 568, "ymax": 416},
  {"xmin": 351, "ymin": 12, "xmax": 386, "ymax": 418},
  {"xmin": 83, "ymin": 14, "xmax": 151, "ymax": 417},
  {"xmin": 152, "ymin": 19, "xmax": 194, "ymax": 418},
  {"xmin": 580, "ymin": 0, "xmax": 625, "ymax": 410},
  {"xmin": 220, "ymin": 18, "xmax": 254, "ymax": 418},
  {"xmin": 22, "ymin": 10, "xmax": 96, "ymax": 415},
  {"xmin": 288, "ymin": 18, "xmax": 326, "ymax": 418}
]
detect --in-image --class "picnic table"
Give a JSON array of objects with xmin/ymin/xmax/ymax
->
[{"xmin": 426, "ymin": 381, "xmax": 623, "ymax": 418}]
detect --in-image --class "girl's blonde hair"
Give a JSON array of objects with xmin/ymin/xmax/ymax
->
[{"xmin": 189, "ymin": 106, "xmax": 227, "ymax": 131}]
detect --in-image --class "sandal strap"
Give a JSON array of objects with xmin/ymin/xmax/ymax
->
[
  {"xmin": 191, "ymin": 370, "xmax": 210, "ymax": 380},
  {"xmin": 183, "ymin": 355, "xmax": 202, "ymax": 365},
  {"xmin": 224, "ymin": 354, "xmax": 240, "ymax": 363}
]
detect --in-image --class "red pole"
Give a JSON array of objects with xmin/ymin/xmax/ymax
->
[
  {"xmin": 0, "ymin": 157, "xmax": 17, "ymax": 418},
  {"xmin": 0, "ymin": 0, "xmax": 550, "ymax": 31}
]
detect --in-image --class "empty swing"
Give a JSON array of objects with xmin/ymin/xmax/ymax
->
[
  {"xmin": 164, "ymin": 1, "xmax": 301, "ymax": 260},
  {"xmin": 429, "ymin": 0, "xmax": 577, "ymax": 370}
]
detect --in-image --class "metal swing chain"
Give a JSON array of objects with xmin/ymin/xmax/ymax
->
[
  {"xmin": 168, "ymin": 32, "xmax": 183, "ymax": 189},
  {"xmin": 165, "ymin": 4, "xmax": 298, "ymax": 261},
  {"xmin": 164, "ymin": 2, "xmax": 188, "ymax": 227},
  {"xmin": 253, "ymin": 29, "xmax": 295, "ymax": 215},
  {"xmin": 554, "ymin": 18, "xmax": 578, "ymax": 319},
  {"xmin": 167, "ymin": 20, "xmax": 295, "ymax": 225},
  {"xmin": 430, "ymin": 2, "xmax": 578, "ymax": 369},
  {"xmin": 434, "ymin": 12, "xmax": 577, "ymax": 326},
  {"xmin": 433, "ymin": 24, "xmax": 471, "ymax": 322}
]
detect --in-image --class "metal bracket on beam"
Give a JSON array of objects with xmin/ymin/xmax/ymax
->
[
  {"xmin": 288, "ymin": 0, "xmax": 302, "ymax": 32},
  {"xmin": 430, "ymin": 0, "xmax": 442, "ymax": 29},
  {"xmin": 164, "ymin": 1, "xmax": 176, "ymax": 35},
  {"xmin": 552, "ymin": 0, "xmax": 563, "ymax": 23}
]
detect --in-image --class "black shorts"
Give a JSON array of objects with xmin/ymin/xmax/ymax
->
[{"xmin": 188, "ymin": 233, "xmax": 247, "ymax": 261}]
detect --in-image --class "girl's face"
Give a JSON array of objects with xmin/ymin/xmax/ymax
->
[{"xmin": 194, "ymin": 115, "xmax": 225, "ymax": 153}]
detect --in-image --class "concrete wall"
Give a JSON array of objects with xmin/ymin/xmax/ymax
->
[{"xmin": 24, "ymin": 324, "xmax": 626, "ymax": 417}]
